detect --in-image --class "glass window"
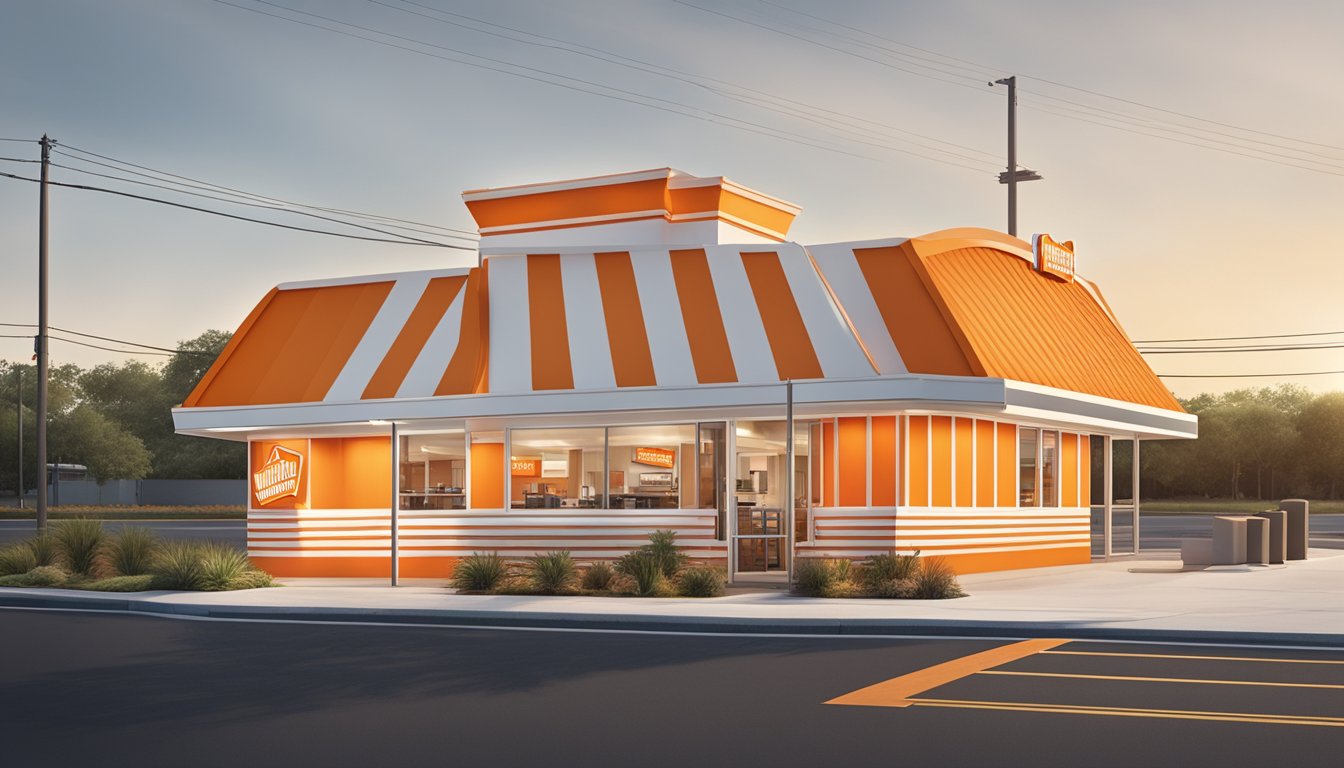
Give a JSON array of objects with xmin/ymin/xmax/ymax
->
[
  {"xmin": 400, "ymin": 432, "xmax": 465, "ymax": 511},
  {"xmin": 1041, "ymin": 431, "xmax": 1059, "ymax": 507},
  {"xmin": 608, "ymin": 425, "xmax": 696, "ymax": 510},
  {"xmin": 509, "ymin": 428, "xmax": 605, "ymax": 510},
  {"xmin": 696, "ymin": 423, "xmax": 727, "ymax": 538},
  {"xmin": 1018, "ymin": 428, "xmax": 1039, "ymax": 507}
]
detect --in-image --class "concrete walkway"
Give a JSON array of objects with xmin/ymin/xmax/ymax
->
[{"xmin": 3, "ymin": 549, "xmax": 1343, "ymax": 646}]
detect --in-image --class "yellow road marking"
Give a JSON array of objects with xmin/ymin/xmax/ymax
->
[
  {"xmin": 909, "ymin": 697, "xmax": 1344, "ymax": 728},
  {"xmin": 1043, "ymin": 650, "xmax": 1344, "ymax": 665},
  {"xmin": 980, "ymin": 669, "xmax": 1344, "ymax": 690},
  {"xmin": 826, "ymin": 638, "xmax": 1068, "ymax": 708}
]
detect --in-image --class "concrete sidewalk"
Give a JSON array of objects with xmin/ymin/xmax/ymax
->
[{"xmin": 2, "ymin": 549, "xmax": 1343, "ymax": 646}]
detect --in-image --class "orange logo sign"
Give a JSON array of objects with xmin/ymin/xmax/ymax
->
[
  {"xmin": 1033, "ymin": 234, "xmax": 1075, "ymax": 282},
  {"xmin": 511, "ymin": 457, "xmax": 541, "ymax": 477},
  {"xmin": 632, "ymin": 447, "xmax": 676, "ymax": 468},
  {"xmin": 253, "ymin": 445, "xmax": 304, "ymax": 505}
]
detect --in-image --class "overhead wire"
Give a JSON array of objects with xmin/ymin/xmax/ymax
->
[
  {"xmin": 0, "ymin": 322, "xmax": 214, "ymax": 355},
  {"xmin": 1134, "ymin": 330, "xmax": 1344, "ymax": 344}
]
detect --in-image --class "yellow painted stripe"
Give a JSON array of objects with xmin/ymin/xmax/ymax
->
[
  {"xmin": 1043, "ymin": 650, "xmax": 1344, "ymax": 665},
  {"xmin": 910, "ymin": 697, "xmax": 1344, "ymax": 728},
  {"xmin": 980, "ymin": 669, "xmax": 1344, "ymax": 690},
  {"xmin": 825, "ymin": 638, "xmax": 1067, "ymax": 708}
]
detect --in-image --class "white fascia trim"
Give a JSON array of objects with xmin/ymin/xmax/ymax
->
[
  {"xmin": 1006, "ymin": 379, "xmax": 1195, "ymax": 422},
  {"xmin": 805, "ymin": 236, "xmax": 911, "ymax": 252},
  {"xmin": 462, "ymin": 168, "xmax": 675, "ymax": 201},
  {"xmin": 277, "ymin": 266, "xmax": 474, "ymax": 291},
  {"xmin": 173, "ymin": 374, "xmax": 1009, "ymax": 435},
  {"xmin": 479, "ymin": 241, "xmax": 802, "ymax": 259}
]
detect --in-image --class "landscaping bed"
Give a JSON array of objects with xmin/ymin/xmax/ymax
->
[
  {"xmin": 791, "ymin": 554, "xmax": 966, "ymax": 599},
  {"xmin": 0, "ymin": 505, "xmax": 246, "ymax": 521},
  {"xmin": 0, "ymin": 519, "xmax": 272, "ymax": 592}
]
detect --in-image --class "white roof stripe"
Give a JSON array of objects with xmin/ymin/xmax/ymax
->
[
  {"xmin": 808, "ymin": 243, "xmax": 907, "ymax": 374},
  {"xmin": 629, "ymin": 248, "xmax": 697, "ymax": 386},
  {"xmin": 396, "ymin": 284, "xmax": 468, "ymax": 398},
  {"xmin": 559, "ymin": 253, "xmax": 617, "ymax": 390},
  {"xmin": 705, "ymin": 245, "xmax": 778, "ymax": 383},
  {"xmin": 487, "ymin": 255, "xmax": 532, "ymax": 393},
  {"xmin": 323, "ymin": 274, "xmax": 431, "ymax": 403},
  {"xmin": 777, "ymin": 244, "xmax": 874, "ymax": 378}
]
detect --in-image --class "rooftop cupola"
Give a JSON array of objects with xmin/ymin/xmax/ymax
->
[{"xmin": 462, "ymin": 167, "xmax": 801, "ymax": 250}]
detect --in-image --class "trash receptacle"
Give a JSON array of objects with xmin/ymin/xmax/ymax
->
[{"xmin": 1280, "ymin": 499, "xmax": 1309, "ymax": 560}]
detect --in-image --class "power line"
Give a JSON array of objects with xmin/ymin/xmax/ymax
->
[
  {"xmin": 0, "ymin": 168, "xmax": 476, "ymax": 249},
  {"xmin": 1157, "ymin": 370, "xmax": 1344, "ymax": 379},
  {"xmin": 1138, "ymin": 344, "xmax": 1344, "ymax": 354},
  {"xmin": 0, "ymin": 322, "xmax": 212, "ymax": 355},
  {"xmin": 56, "ymin": 142, "xmax": 479, "ymax": 238},
  {"xmin": 0, "ymin": 156, "xmax": 40, "ymax": 163},
  {"xmin": 2, "ymin": 333, "xmax": 178, "ymax": 357},
  {"xmin": 1134, "ymin": 330, "xmax": 1344, "ymax": 344},
  {"xmin": 0, "ymin": 138, "xmax": 35, "ymax": 143}
]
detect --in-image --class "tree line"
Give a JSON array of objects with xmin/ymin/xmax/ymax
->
[{"xmin": 0, "ymin": 331, "xmax": 244, "ymax": 492}]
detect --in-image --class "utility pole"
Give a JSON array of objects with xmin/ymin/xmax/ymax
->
[
  {"xmin": 36, "ymin": 134, "xmax": 52, "ymax": 532},
  {"xmin": 991, "ymin": 77, "xmax": 1041, "ymax": 237},
  {"xmin": 15, "ymin": 367, "xmax": 21, "ymax": 509}
]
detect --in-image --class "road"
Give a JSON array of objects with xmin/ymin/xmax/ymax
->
[
  {"xmin": 0, "ymin": 609, "xmax": 1341, "ymax": 766},
  {"xmin": 0, "ymin": 520, "xmax": 246, "ymax": 547}
]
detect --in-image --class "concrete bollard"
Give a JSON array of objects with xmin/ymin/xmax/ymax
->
[
  {"xmin": 1245, "ymin": 516, "xmax": 1269, "ymax": 565},
  {"xmin": 1212, "ymin": 516, "xmax": 1248, "ymax": 565},
  {"xmin": 1256, "ymin": 510, "xmax": 1287, "ymax": 564},
  {"xmin": 1280, "ymin": 499, "xmax": 1309, "ymax": 560}
]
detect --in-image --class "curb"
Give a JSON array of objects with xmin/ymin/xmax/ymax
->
[{"xmin": 2, "ymin": 590, "xmax": 1342, "ymax": 648}]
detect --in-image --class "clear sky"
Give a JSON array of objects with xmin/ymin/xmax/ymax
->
[{"xmin": 2, "ymin": 0, "xmax": 1340, "ymax": 398}]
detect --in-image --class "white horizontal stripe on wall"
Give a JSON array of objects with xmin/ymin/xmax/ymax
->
[
  {"xmin": 629, "ymin": 249, "xmax": 697, "ymax": 386},
  {"xmin": 486, "ymin": 255, "xmax": 532, "ymax": 393},
  {"xmin": 323, "ymin": 274, "xmax": 432, "ymax": 402},
  {"xmin": 398, "ymin": 282, "xmax": 468, "ymax": 398},
  {"xmin": 806, "ymin": 243, "xmax": 906, "ymax": 374},
  {"xmin": 559, "ymin": 253, "xmax": 617, "ymax": 390},
  {"xmin": 250, "ymin": 547, "xmax": 729, "ymax": 559},
  {"xmin": 704, "ymin": 245, "xmax": 777, "ymax": 383},
  {"xmin": 777, "ymin": 243, "xmax": 872, "ymax": 378}
]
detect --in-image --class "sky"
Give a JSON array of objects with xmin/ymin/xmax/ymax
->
[{"xmin": 1, "ymin": 0, "xmax": 1341, "ymax": 398}]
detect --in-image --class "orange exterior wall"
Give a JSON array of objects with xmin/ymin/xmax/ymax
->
[
  {"xmin": 871, "ymin": 416, "xmax": 897, "ymax": 507},
  {"xmin": 929, "ymin": 416, "xmax": 953, "ymax": 507},
  {"xmin": 310, "ymin": 437, "xmax": 391, "ymax": 509},
  {"xmin": 996, "ymin": 423, "xmax": 1016, "ymax": 506},
  {"xmin": 821, "ymin": 420, "xmax": 836, "ymax": 507},
  {"xmin": 837, "ymin": 417, "xmax": 867, "ymax": 506},
  {"xmin": 974, "ymin": 419, "xmax": 995, "ymax": 507},
  {"xmin": 469, "ymin": 442, "xmax": 505, "ymax": 509},
  {"xmin": 1061, "ymin": 432, "xmax": 1078, "ymax": 508},
  {"xmin": 906, "ymin": 416, "xmax": 929, "ymax": 506},
  {"xmin": 953, "ymin": 417, "xmax": 974, "ymax": 507},
  {"xmin": 1081, "ymin": 435, "xmax": 1093, "ymax": 505}
]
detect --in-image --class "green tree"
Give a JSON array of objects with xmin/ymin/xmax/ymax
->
[
  {"xmin": 1298, "ymin": 393, "xmax": 1344, "ymax": 499},
  {"xmin": 48, "ymin": 405, "xmax": 152, "ymax": 483}
]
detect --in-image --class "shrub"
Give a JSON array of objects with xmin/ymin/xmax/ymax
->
[
  {"xmin": 642, "ymin": 529, "xmax": 689, "ymax": 579},
  {"xmin": 677, "ymin": 566, "xmax": 725, "ymax": 597},
  {"xmin": 28, "ymin": 533, "xmax": 59, "ymax": 567},
  {"xmin": 0, "ymin": 564, "xmax": 72, "ymax": 588},
  {"xmin": 197, "ymin": 542, "xmax": 251, "ymax": 591},
  {"xmin": 868, "ymin": 578, "xmax": 917, "ymax": 599},
  {"xmin": 830, "ymin": 558, "xmax": 853, "ymax": 584},
  {"xmin": 52, "ymin": 519, "xmax": 106, "ymax": 577},
  {"xmin": 911, "ymin": 557, "xmax": 966, "ymax": 599},
  {"xmin": 616, "ymin": 550, "xmax": 668, "ymax": 597},
  {"xmin": 861, "ymin": 553, "xmax": 920, "ymax": 587},
  {"xmin": 225, "ymin": 569, "xmax": 274, "ymax": 590},
  {"xmin": 105, "ymin": 526, "xmax": 160, "ymax": 576},
  {"xmin": 792, "ymin": 558, "xmax": 833, "ymax": 597},
  {"xmin": 452, "ymin": 552, "xmax": 509, "ymax": 592},
  {"xmin": 151, "ymin": 541, "xmax": 206, "ymax": 590},
  {"xmin": 81, "ymin": 574, "xmax": 158, "ymax": 592},
  {"xmin": 581, "ymin": 561, "xmax": 616, "ymax": 591},
  {"xmin": 0, "ymin": 544, "xmax": 38, "ymax": 576},
  {"xmin": 527, "ymin": 550, "xmax": 579, "ymax": 595}
]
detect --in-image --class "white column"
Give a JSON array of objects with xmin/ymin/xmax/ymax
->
[
  {"xmin": 390, "ymin": 421, "xmax": 400, "ymax": 587},
  {"xmin": 1132, "ymin": 436, "xmax": 1141, "ymax": 555},
  {"xmin": 1103, "ymin": 435, "xmax": 1113, "ymax": 558}
]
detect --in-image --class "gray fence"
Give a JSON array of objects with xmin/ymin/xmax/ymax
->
[{"xmin": 46, "ymin": 479, "xmax": 246, "ymax": 507}]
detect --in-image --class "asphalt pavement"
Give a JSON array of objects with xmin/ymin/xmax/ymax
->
[
  {"xmin": 1, "ymin": 609, "xmax": 1341, "ymax": 767},
  {"xmin": 0, "ymin": 519, "xmax": 246, "ymax": 547}
]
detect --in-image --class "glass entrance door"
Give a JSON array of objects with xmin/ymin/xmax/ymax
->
[{"xmin": 732, "ymin": 419, "xmax": 789, "ymax": 575}]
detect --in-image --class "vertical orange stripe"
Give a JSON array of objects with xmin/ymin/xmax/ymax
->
[
  {"xmin": 469, "ymin": 442, "xmax": 504, "ymax": 509},
  {"xmin": 996, "ymin": 422, "xmax": 1017, "ymax": 507},
  {"xmin": 821, "ymin": 420, "xmax": 836, "ymax": 507},
  {"xmin": 838, "ymin": 417, "xmax": 868, "ymax": 507},
  {"xmin": 740, "ymin": 251, "xmax": 824, "ymax": 380},
  {"xmin": 897, "ymin": 416, "xmax": 906, "ymax": 506},
  {"xmin": 907, "ymin": 416, "xmax": 929, "ymax": 507},
  {"xmin": 362, "ymin": 276, "xmax": 466, "ymax": 399},
  {"xmin": 593, "ymin": 251, "xmax": 656, "ymax": 387},
  {"xmin": 930, "ymin": 416, "xmax": 953, "ymax": 507},
  {"xmin": 1080, "ymin": 435, "xmax": 1092, "ymax": 507},
  {"xmin": 852, "ymin": 245, "xmax": 976, "ymax": 376},
  {"xmin": 1062, "ymin": 432, "xmax": 1079, "ymax": 507},
  {"xmin": 436, "ymin": 267, "xmax": 489, "ymax": 395},
  {"xmin": 871, "ymin": 416, "xmax": 897, "ymax": 506},
  {"xmin": 183, "ymin": 287, "xmax": 278, "ymax": 407},
  {"xmin": 810, "ymin": 423, "xmax": 823, "ymax": 505},
  {"xmin": 670, "ymin": 249, "xmax": 737, "ymax": 383},
  {"xmin": 975, "ymin": 420, "xmax": 995, "ymax": 508},
  {"xmin": 526, "ymin": 254, "xmax": 575, "ymax": 390},
  {"xmin": 954, "ymin": 417, "xmax": 974, "ymax": 507}
]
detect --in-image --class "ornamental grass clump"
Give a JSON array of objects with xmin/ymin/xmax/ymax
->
[
  {"xmin": 676, "ymin": 566, "xmax": 726, "ymax": 598},
  {"xmin": 151, "ymin": 541, "xmax": 206, "ymax": 591},
  {"xmin": 0, "ymin": 544, "xmax": 38, "ymax": 576},
  {"xmin": 452, "ymin": 552, "xmax": 509, "ymax": 592},
  {"xmin": 28, "ymin": 533, "xmax": 59, "ymax": 567},
  {"xmin": 105, "ymin": 526, "xmax": 160, "ymax": 576},
  {"xmin": 861, "ymin": 552, "xmax": 920, "ymax": 587},
  {"xmin": 197, "ymin": 542, "xmax": 252, "ymax": 591},
  {"xmin": 615, "ymin": 550, "xmax": 668, "ymax": 597},
  {"xmin": 912, "ymin": 556, "xmax": 966, "ymax": 599},
  {"xmin": 580, "ymin": 561, "xmax": 616, "ymax": 591},
  {"xmin": 527, "ymin": 550, "xmax": 579, "ymax": 595},
  {"xmin": 0, "ymin": 564, "xmax": 72, "ymax": 588},
  {"xmin": 791, "ymin": 558, "xmax": 834, "ymax": 597},
  {"xmin": 642, "ymin": 529, "xmax": 689, "ymax": 579},
  {"xmin": 52, "ymin": 519, "xmax": 106, "ymax": 577}
]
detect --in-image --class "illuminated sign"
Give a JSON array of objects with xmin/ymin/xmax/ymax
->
[
  {"xmin": 1032, "ymin": 233, "xmax": 1075, "ymax": 282},
  {"xmin": 511, "ymin": 457, "xmax": 541, "ymax": 477},
  {"xmin": 632, "ymin": 447, "xmax": 676, "ymax": 468},
  {"xmin": 253, "ymin": 445, "xmax": 304, "ymax": 506}
]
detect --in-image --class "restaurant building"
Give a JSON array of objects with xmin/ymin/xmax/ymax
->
[{"xmin": 172, "ymin": 168, "xmax": 1196, "ymax": 581}]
